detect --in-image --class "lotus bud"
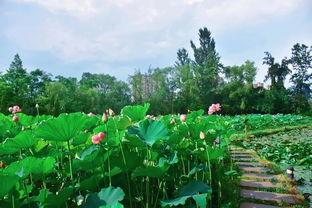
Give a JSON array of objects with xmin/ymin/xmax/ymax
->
[
  {"xmin": 199, "ymin": 131, "xmax": 206, "ymax": 139},
  {"xmin": 180, "ymin": 114, "xmax": 186, "ymax": 122},
  {"xmin": 102, "ymin": 112, "xmax": 108, "ymax": 122},
  {"xmin": 98, "ymin": 132, "xmax": 105, "ymax": 140},
  {"xmin": 35, "ymin": 104, "xmax": 39, "ymax": 108},
  {"xmin": 88, "ymin": 112, "xmax": 95, "ymax": 117},
  {"xmin": 12, "ymin": 115, "xmax": 19, "ymax": 122},
  {"xmin": 170, "ymin": 119, "xmax": 175, "ymax": 124},
  {"xmin": 8, "ymin": 107, "xmax": 13, "ymax": 112},
  {"xmin": 108, "ymin": 108, "xmax": 115, "ymax": 117}
]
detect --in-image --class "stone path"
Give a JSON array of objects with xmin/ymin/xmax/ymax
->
[{"xmin": 230, "ymin": 147, "xmax": 304, "ymax": 208}]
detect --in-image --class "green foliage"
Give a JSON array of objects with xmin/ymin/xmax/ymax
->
[
  {"xmin": 80, "ymin": 187, "xmax": 125, "ymax": 208},
  {"xmin": 121, "ymin": 103, "xmax": 150, "ymax": 123},
  {"xmin": 0, "ymin": 105, "xmax": 311, "ymax": 207},
  {"xmin": 35, "ymin": 113, "xmax": 89, "ymax": 141},
  {"xmin": 128, "ymin": 119, "xmax": 168, "ymax": 146}
]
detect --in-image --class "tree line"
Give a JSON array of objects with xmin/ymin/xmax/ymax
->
[{"xmin": 0, "ymin": 27, "xmax": 311, "ymax": 116}]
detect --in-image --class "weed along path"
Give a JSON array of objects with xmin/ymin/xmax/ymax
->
[{"xmin": 230, "ymin": 147, "xmax": 305, "ymax": 208}]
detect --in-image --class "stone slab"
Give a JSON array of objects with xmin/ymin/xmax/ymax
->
[
  {"xmin": 233, "ymin": 158, "xmax": 259, "ymax": 161},
  {"xmin": 241, "ymin": 173, "xmax": 279, "ymax": 181},
  {"xmin": 231, "ymin": 154, "xmax": 254, "ymax": 158},
  {"xmin": 236, "ymin": 162, "xmax": 266, "ymax": 167},
  {"xmin": 239, "ymin": 167, "xmax": 272, "ymax": 173},
  {"xmin": 241, "ymin": 189, "xmax": 298, "ymax": 204},
  {"xmin": 231, "ymin": 151, "xmax": 253, "ymax": 154},
  {"xmin": 240, "ymin": 180, "xmax": 283, "ymax": 189},
  {"xmin": 240, "ymin": 202, "xmax": 281, "ymax": 208}
]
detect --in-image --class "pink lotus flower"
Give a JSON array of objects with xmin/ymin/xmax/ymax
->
[
  {"xmin": 208, "ymin": 103, "xmax": 221, "ymax": 115},
  {"xmin": 199, "ymin": 131, "xmax": 206, "ymax": 139},
  {"xmin": 8, "ymin": 107, "xmax": 13, "ymax": 112},
  {"xmin": 12, "ymin": 105, "xmax": 22, "ymax": 113},
  {"xmin": 180, "ymin": 114, "xmax": 186, "ymax": 122},
  {"xmin": 12, "ymin": 115, "xmax": 19, "ymax": 122},
  {"xmin": 91, "ymin": 132, "xmax": 105, "ymax": 144},
  {"xmin": 88, "ymin": 112, "xmax": 95, "ymax": 117}
]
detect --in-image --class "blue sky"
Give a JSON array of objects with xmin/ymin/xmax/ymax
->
[{"xmin": 1, "ymin": 0, "xmax": 311, "ymax": 86}]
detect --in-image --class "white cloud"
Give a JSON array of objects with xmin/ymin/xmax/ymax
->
[{"xmin": 5, "ymin": 0, "xmax": 308, "ymax": 66}]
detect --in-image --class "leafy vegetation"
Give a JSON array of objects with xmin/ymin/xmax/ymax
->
[
  {"xmin": 0, "ymin": 104, "xmax": 311, "ymax": 207},
  {"xmin": 237, "ymin": 128, "xmax": 312, "ymax": 206}
]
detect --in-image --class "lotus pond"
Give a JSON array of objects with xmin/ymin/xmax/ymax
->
[
  {"xmin": 0, "ymin": 104, "xmax": 311, "ymax": 208},
  {"xmin": 238, "ymin": 128, "xmax": 312, "ymax": 206}
]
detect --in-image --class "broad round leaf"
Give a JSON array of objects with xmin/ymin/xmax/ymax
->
[
  {"xmin": 121, "ymin": 103, "xmax": 150, "ymax": 123},
  {"xmin": 35, "ymin": 113, "xmax": 88, "ymax": 141},
  {"xmin": 0, "ymin": 130, "xmax": 38, "ymax": 155},
  {"xmin": 128, "ymin": 119, "xmax": 168, "ymax": 146},
  {"xmin": 80, "ymin": 187, "xmax": 125, "ymax": 208}
]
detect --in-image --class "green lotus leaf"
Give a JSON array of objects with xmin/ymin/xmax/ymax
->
[
  {"xmin": 116, "ymin": 116, "xmax": 132, "ymax": 130},
  {"xmin": 177, "ymin": 181, "xmax": 211, "ymax": 197},
  {"xmin": 121, "ymin": 103, "xmax": 150, "ymax": 123},
  {"xmin": 4, "ymin": 157, "xmax": 55, "ymax": 178},
  {"xmin": 0, "ymin": 130, "xmax": 38, "ymax": 155},
  {"xmin": 72, "ymin": 132, "xmax": 90, "ymax": 146},
  {"xmin": 192, "ymin": 193, "xmax": 208, "ymax": 208},
  {"xmin": 128, "ymin": 119, "xmax": 168, "ymax": 146},
  {"xmin": 160, "ymin": 196, "xmax": 188, "ymax": 207},
  {"xmin": 35, "ymin": 113, "xmax": 88, "ymax": 141},
  {"xmin": 44, "ymin": 187, "xmax": 74, "ymax": 207},
  {"xmin": 131, "ymin": 166, "xmax": 168, "ymax": 178},
  {"xmin": 16, "ymin": 113, "xmax": 34, "ymax": 127},
  {"xmin": 80, "ymin": 187, "xmax": 125, "ymax": 208},
  {"xmin": 161, "ymin": 181, "xmax": 211, "ymax": 207},
  {"xmin": 101, "ymin": 202, "xmax": 124, "ymax": 208},
  {"xmin": 0, "ymin": 174, "xmax": 19, "ymax": 197}
]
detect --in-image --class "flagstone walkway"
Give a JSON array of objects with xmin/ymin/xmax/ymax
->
[{"xmin": 230, "ymin": 147, "xmax": 305, "ymax": 208}]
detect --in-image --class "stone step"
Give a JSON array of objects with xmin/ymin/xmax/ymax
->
[
  {"xmin": 233, "ymin": 157, "xmax": 259, "ymax": 162},
  {"xmin": 240, "ymin": 202, "xmax": 281, "ymax": 208},
  {"xmin": 239, "ymin": 167, "xmax": 272, "ymax": 173},
  {"xmin": 236, "ymin": 162, "xmax": 266, "ymax": 167},
  {"xmin": 240, "ymin": 180, "xmax": 283, "ymax": 189},
  {"xmin": 231, "ymin": 151, "xmax": 253, "ymax": 154},
  {"xmin": 241, "ymin": 189, "xmax": 298, "ymax": 204},
  {"xmin": 231, "ymin": 153, "xmax": 254, "ymax": 157},
  {"xmin": 241, "ymin": 173, "xmax": 280, "ymax": 181},
  {"xmin": 231, "ymin": 148, "xmax": 245, "ymax": 151}
]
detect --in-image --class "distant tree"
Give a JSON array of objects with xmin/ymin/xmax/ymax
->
[
  {"xmin": 175, "ymin": 48, "xmax": 190, "ymax": 67},
  {"xmin": 190, "ymin": 28, "xmax": 218, "ymax": 67},
  {"xmin": 190, "ymin": 27, "xmax": 223, "ymax": 109},
  {"xmin": 289, "ymin": 43, "xmax": 312, "ymax": 96},
  {"xmin": 129, "ymin": 70, "xmax": 144, "ymax": 104},
  {"xmin": 40, "ymin": 82, "xmax": 69, "ymax": 116},
  {"xmin": 221, "ymin": 61, "xmax": 257, "ymax": 114},
  {"xmin": 263, "ymin": 52, "xmax": 290, "ymax": 90},
  {"xmin": 0, "ymin": 54, "xmax": 30, "ymax": 109},
  {"xmin": 224, "ymin": 60, "xmax": 257, "ymax": 84},
  {"xmin": 289, "ymin": 43, "xmax": 312, "ymax": 113}
]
